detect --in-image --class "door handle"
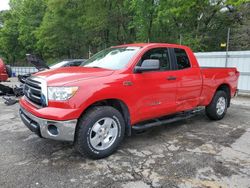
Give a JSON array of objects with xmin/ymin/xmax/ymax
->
[{"xmin": 167, "ymin": 76, "xmax": 176, "ymax": 80}]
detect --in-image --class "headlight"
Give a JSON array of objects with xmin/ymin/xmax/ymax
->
[{"xmin": 48, "ymin": 87, "xmax": 78, "ymax": 101}]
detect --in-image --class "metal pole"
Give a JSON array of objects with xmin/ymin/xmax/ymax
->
[
  {"xmin": 225, "ymin": 28, "xmax": 230, "ymax": 67},
  {"xmin": 179, "ymin": 34, "xmax": 182, "ymax": 45},
  {"xmin": 88, "ymin": 46, "xmax": 91, "ymax": 59}
]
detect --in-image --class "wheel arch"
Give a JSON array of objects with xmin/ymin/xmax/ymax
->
[
  {"xmin": 216, "ymin": 83, "xmax": 231, "ymax": 107},
  {"xmin": 77, "ymin": 98, "xmax": 132, "ymax": 137}
]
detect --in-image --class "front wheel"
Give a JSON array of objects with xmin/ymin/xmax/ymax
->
[
  {"xmin": 74, "ymin": 106, "xmax": 125, "ymax": 159},
  {"xmin": 205, "ymin": 90, "xmax": 228, "ymax": 120}
]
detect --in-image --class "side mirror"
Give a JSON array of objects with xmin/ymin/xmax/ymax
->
[{"xmin": 134, "ymin": 59, "xmax": 160, "ymax": 73}]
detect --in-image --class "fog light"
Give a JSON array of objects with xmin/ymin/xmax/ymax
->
[{"xmin": 47, "ymin": 124, "xmax": 59, "ymax": 136}]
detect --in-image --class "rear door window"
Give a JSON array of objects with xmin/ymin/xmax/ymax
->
[{"xmin": 174, "ymin": 48, "xmax": 191, "ymax": 70}]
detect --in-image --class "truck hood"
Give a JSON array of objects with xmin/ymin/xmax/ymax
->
[{"xmin": 34, "ymin": 67, "xmax": 114, "ymax": 86}]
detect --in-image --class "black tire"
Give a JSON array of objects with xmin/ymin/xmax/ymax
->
[
  {"xmin": 74, "ymin": 106, "xmax": 125, "ymax": 159},
  {"xmin": 205, "ymin": 90, "xmax": 228, "ymax": 120},
  {"xmin": 6, "ymin": 65, "xmax": 12, "ymax": 78}
]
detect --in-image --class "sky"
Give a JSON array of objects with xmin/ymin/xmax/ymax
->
[{"xmin": 0, "ymin": 0, "xmax": 10, "ymax": 11}]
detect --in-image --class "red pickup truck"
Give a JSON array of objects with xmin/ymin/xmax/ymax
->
[{"xmin": 19, "ymin": 43, "xmax": 239, "ymax": 159}]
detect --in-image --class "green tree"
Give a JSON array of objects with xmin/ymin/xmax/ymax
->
[
  {"xmin": 18, "ymin": 0, "xmax": 46, "ymax": 54},
  {"xmin": 36, "ymin": 0, "xmax": 87, "ymax": 59},
  {"xmin": 0, "ymin": 7, "xmax": 23, "ymax": 64},
  {"xmin": 230, "ymin": 3, "xmax": 250, "ymax": 50},
  {"xmin": 0, "ymin": 0, "xmax": 249, "ymax": 65}
]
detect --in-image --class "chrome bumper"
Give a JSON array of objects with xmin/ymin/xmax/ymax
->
[{"xmin": 19, "ymin": 107, "xmax": 77, "ymax": 141}]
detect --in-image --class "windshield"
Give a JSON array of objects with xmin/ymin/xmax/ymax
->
[{"xmin": 81, "ymin": 47, "xmax": 141, "ymax": 70}]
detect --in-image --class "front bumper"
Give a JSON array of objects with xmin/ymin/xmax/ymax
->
[{"xmin": 19, "ymin": 106, "xmax": 77, "ymax": 141}]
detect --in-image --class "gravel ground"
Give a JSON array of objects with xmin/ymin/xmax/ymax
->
[{"xmin": 0, "ymin": 79, "xmax": 250, "ymax": 188}]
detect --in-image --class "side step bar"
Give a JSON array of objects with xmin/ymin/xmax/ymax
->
[{"xmin": 132, "ymin": 108, "xmax": 203, "ymax": 130}]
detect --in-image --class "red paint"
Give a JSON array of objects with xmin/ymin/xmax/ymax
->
[
  {"xmin": 19, "ymin": 43, "xmax": 239, "ymax": 126},
  {"xmin": 0, "ymin": 59, "xmax": 8, "ymax": 82}
]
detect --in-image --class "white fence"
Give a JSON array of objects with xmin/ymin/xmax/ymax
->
[
  {"xmin": 195, "ymin": 51, "xmax": 250, "ymax": 93},
  {"xmin": 12, "ymin": 67, "xmax": 37, "ymax": 76},
  {"xmin": 11, "ymin": 51, "xmax": 250, "ymax": 92}
]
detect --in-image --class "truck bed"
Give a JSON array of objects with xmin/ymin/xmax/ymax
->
[{"xmin": 199, "ymin": 67, "xmax": 239, "ymax": 106}]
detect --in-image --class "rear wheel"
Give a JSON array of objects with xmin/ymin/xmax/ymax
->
[
  {"xmin": 74, "ymin": 106, "xmax": 125, "ymax": 159},
  {"xmin": 205, "ymin": 90, "xmax": 228, "ymax": 120}
]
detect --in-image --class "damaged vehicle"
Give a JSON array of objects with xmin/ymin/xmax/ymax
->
[
  {"xmin": 0, "ymin": 58, "xmax": 11, "ymax": 82},
  {"xmin": 1, "ymin": 55, "xmax": 85, "ymax": 104},
  {"xmin": 0, "ymin": 58, "xmax": 13, "ymax": 96},
  {"xmin": 18, "ymin": 54, "xmax": 85, "ymax": 83}
]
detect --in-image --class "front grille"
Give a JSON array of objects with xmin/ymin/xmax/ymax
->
[{"xmin": 24, "ymin": 77, "xmax": 43, "ymax": 106}]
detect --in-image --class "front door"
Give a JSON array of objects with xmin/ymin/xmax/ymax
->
[{"xmin": 132, "ymin": 48, "xmax": 178, "ymax": 122}]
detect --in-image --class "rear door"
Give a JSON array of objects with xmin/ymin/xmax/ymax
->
[
  {"xmin": 170, "ymin": 48, "xmax": 202, "ymax": 111},
  {"xmin": 132, "ymin": 48, "xmax": 178, "ymax": 121}
]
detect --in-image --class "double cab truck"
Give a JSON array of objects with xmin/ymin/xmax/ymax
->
[{"xmin": 19, "ymin": 43, "xmax": 239, "ymax": 159}]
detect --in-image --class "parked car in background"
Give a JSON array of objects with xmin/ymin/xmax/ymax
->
[
  {"xmin": 50, "ymin": 59, "xmax": 85, "ymax": 69},
  {"xmin": 0, "ymin": 58, "xmax": 12, "ymax": 82},
  {"xmin": 18, "ymin": 58, "xmax": 86, "ymax": 83},
  {"xmin": 19, "ymin": 43, "xmax": 239, "ymax": 159}
]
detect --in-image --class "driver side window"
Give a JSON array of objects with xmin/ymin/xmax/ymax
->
[{"xmin": 139, "ymin": 48, "xmax": 171, "ymax": 71}]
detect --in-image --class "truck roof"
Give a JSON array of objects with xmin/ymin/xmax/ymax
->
[{"xmin": 113, "ymin": 43, "xmax": 188, "ymax": 49}]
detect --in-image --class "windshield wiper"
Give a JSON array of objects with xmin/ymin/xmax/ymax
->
[{"xmin": 84, "ymin": 66, "xmax": 112, "ymax": 70}]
